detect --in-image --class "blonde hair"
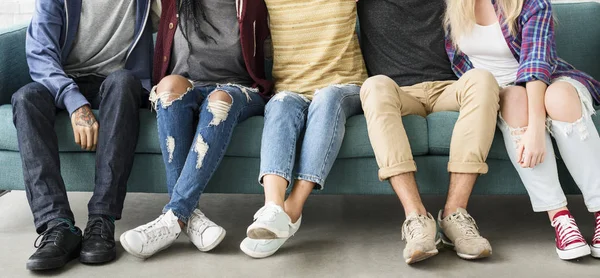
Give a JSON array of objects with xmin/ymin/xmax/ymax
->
[{"xmin": 444, "ymin": 0, "xmax": 524, "ymax": 47}]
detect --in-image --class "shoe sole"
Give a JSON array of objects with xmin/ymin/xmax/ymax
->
[
  {"xmin": 119, "ymin": 232, "xmax": 175, "ymax": 260},
  {"xmin": 557, "ymin": 244, "xmax": 591, "ymax": 260},
  {"xmin": 247, "ymin": 224, "xmax": 289, "ymax": 239},
  {"xmin": 240, "ymin": 237, "xmax": 291, "ymax": 259},
  {"xmin": 79, "ymin": 249, "xmax": 116, "ymax": 264},
  {"xmin": 195, "ymin": 228, "xmax": 227, "ymax": 252},
  {"xmin": 441, "ymin": 236, "xmax": 492, "ymax": 260},
  {"xmin": 26, "ymin": 249, "xmax": 80, "ymax": 271},
  {"xmin": 592, "ymin": 246, "xmax": 600, "ymax": 258},
  {"xmin": 405, "ymin": 249, "xmax": 439, "ymax": 264}
]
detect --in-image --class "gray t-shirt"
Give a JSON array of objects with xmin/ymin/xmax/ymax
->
[
  {"xmin": 170, "ymin": 0, "xmax": 252, "ymax": 86},
  {"xmin": 357, "ymin": 0, "xmax": 457, "ymax": 86},
  {"xmin": 64, "ymin": 0, "xmax": 136, "ymax": 78}
]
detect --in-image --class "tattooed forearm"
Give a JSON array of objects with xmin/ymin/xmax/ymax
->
[{"xmin": 74, "ymin": 106, "xmax": 96, "ymax": 127}]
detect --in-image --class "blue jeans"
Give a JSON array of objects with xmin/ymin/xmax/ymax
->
[
  {"xmin": 12, "ymin": 70, "xmax": 145, "ymax": 233},
  {"xmin": 259, "ymin": 85, "xmax": 362, "ymax": 189},
  {"xmin": 156, "ymin": 84, "xmax": 264, "ymax": 222}
]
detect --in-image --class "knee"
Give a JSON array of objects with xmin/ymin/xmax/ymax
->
[
  {"xmin": 266, "ymin": 92, "xmax": 306, "ymax": 115},
  {"xmin": 463, "ymin": 69, "xmax": 500, "ymax": 106},
  {"xmin": 463, "ymin": 69, "xmax": 500, "ymax": 95},
  {"xmin": 155, "ymin": 75, "xmax": 193, "ymax": 103},
  {"xmin": 104, "ymin": 69, "xmax": 138, "ymax": 90},
  {"xmin": 208, "ymin": 90, "xmax": 233, "ymax": 104},
  {"xmin": 360, "ymin": 75, "xmax": 399, "ymax": 109},
  {"xmin": 11, "ymin": 83, "xmax": 50, "ymax": 107},
  {"xmin": 312, "ymin": 86, "xmax": 343, "ymax": 109},
  {"xmin": 545, "ymin": 82, "xmax": 581, "ymax": 122}
]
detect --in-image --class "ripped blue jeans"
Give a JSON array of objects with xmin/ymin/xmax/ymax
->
[
  {"xmin": 153, "ymin": 84, "xmax": 264, "ymax": 222},
  {"xmin": 259, "ymin": 85, "xmax": 362, "ymax": 189}
]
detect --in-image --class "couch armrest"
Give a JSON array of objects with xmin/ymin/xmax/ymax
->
[{"xmin": 0, "ymin": 25, "xmax": 31, "ymax": 105}]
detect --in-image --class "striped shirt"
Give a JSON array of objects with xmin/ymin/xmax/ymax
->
[
  {"xmin": 266, "ymin": 0, "xmax": 367, "ymax": 97},
  {"xmin": 445, "ymin": 0, "xmax": 600, "ymax": 104}
]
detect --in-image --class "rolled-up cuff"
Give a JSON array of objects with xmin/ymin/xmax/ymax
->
[
  {"xmin": 378, "ymin": 160, "xmax": 417, "ymax": 181},
  {"xmin": 448, "ymin": 162, "xmax": 488, "ymax": 174}
]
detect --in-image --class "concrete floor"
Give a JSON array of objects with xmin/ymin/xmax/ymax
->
[{"xmin": 0, "ymin": 191, "xmax": 599, "ymax": 278}]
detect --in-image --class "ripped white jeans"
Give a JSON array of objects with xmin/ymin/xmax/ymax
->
[{"xmin": 498, "ymin": 77, "xmax": 600, "ymax": 212}]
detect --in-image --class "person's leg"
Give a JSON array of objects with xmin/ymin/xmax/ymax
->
[
  {"xmin": 360, "ymin": 76, "xmax": 439, "ymax": 264},
  {"xmin": 430, "ymin": 69, "xmax": 499, "ymax": 259},
  {"xmin": 284, "ymin": 85, "xmax": 362, "ymax": 220},
  {"xmin": 360, "ymin": 75, "xmax": 428, "ymax": 215},
  {"xmin": 122, "ymin": 84, "xmax": 264, "ymax": 258},
  {"xmin": 247, "ymin": 92, "xmax": 309, "ymax": 239},
  {"xmin": 152, "ymin": 75, "xmax": 201, "ymax": 198},
  {"xmin": 81, "ymin": 69, "xmax": 142, "ymax": 264},
  {"xmin": 545, "ymin": 80, "xmax": 600, "ymax": 258},
  {"xmin": 12, "ymin": 82, "xmax": 83, "ymax": 270},
  {"xmin": 497, "ymin": 86, "xmax": 568, "ymax": 215},
  {"xmin": 12, "ymin": 82, "xmax": 75, "ymax": 231}
]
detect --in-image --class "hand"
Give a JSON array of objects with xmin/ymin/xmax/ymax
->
[
  {"xmin": 516, "ymin": 124, "xmax": 546, "ymax": 168},
  {"xmin": 70, "ymin": 105, "xmax": 99, "ymax": 151}
]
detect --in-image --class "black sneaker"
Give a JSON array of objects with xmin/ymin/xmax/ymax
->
[
  {"xmin": 80, "ymin": 215, "xmax": 116, "ymax": 264},
  {"xmin": 26, "ymin": 219, "xmax": 82, "ymax": 271}
]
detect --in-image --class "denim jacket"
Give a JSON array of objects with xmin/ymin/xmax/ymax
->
[{"xmin": 26, "ymin": 0, "xmax": 155, "ymax": 115}]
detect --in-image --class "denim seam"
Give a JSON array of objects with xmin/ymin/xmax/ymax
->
[
  {"xmin": 296, "ymin": 173, "xmax": 324, "ymax": 189},
  {"xmin": 316, "ymin": 93, "xmax": 351, "ymax": 180},
  {"xmin": 259, "ymin": 170, "xmax": 292, "ymax": 186}
]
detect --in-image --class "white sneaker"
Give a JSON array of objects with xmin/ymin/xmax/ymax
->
[
  {"xmin": 241, "ymin": 216, "xmax": 302, "ymax": 258},
  {"xmin": 120, "ymin": 210, "xmax": 181, "ymax": 259},
  {"xmin": 247, "ymin": 202, "xmax": 291, "ymax": 239},
  {"xmin": 185, "ymin": 209, "xmax": 226, "ymax": 252}
]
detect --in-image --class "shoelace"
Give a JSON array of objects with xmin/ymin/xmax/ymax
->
[
  {"xmin": 84, "ymin": 218, "xmax": 105, "ymax": 240},
  {"xmin": 137, "ymin": 215, "xmax": 175, "ymax": 243},
  {"xmin": 552, "ymin": 215, "xmax": 585, "ymax": 248},
  {"xmin": 448, "ymin": 212, "xmax": 479, "ymax": 237},
  {"xmin": 253, "ymin": 204, "xmax": 279, "ymax": 221},
  {"xmin": 593, "ymin": 213, "xmax": 600, "ymax": 244},
  {"xmin": 34, "ymin": 222, "xmax": 71, "ymax": 248},
  {"xmin": 402, "ymin": 216, "xmax": 428, "ymax": 241},
  {"xmin": 188, "ymin": 210, "xmax": 215, "ymax": 234}
]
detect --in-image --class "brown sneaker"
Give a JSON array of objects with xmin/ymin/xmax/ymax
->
[
  {"xmin": 401, "ymin": 212, "xmax": 439, "ymax": 264},
  {"xmin": 438, "ymin": 208, "xmax": 492, "ymax": 260}
]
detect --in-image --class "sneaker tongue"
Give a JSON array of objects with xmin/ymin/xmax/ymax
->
[
  {"xmin": 455, "ymin": 208, "xmax": 469, "ymax": 216},
  {"xmin": 552, "ymin": 210, "xmax": 571, "ymax": 221}
]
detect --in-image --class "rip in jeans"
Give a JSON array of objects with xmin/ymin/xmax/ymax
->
[{"xmin": 149, "ymin": 85, "xmax": 193, "ymax": 110}]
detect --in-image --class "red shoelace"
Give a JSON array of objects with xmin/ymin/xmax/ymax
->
[{"xmin": 552, "ymin": 211, "xmax": 586, "ymax": 250}]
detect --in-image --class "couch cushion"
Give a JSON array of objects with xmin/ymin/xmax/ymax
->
[
  {"xmin": 0, "ymin": 26, "xmax": 31, "ymax": 105},
  {"xmin": 0, "ymin": 104, "xmax": 429, "ymax": 158},
  {"xmin": 428, "ymin": 111, "xmax": 600, "ymax": 160}
]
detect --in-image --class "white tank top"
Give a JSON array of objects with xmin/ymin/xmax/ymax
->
[{"xmin": 458, "ymin": 22, "xmax": 520, "ymax": 87}]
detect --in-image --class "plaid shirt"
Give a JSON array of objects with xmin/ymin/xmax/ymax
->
[{"xmin": 445, "ymin": 0, "xmax": 600, "ymax": 104}]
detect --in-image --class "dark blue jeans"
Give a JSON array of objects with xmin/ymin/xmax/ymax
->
[
  {"xmin": 156, "ymin": 84, "xmax": 264, "ymax": 222},
  {"xmin": 11, "ymin": 69, "xmax": 145, "ymax": 233}
]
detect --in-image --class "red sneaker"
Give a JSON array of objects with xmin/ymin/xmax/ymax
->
[
  {"xmin": 592, "ymin": 212, "xmax": 600, "ymax": 258},
  {"xmin": 551, "ymin": 210, "xmax": 590, "ymax": 260}
]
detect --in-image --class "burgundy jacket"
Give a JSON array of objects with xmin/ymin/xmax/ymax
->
[{"xmin": 153, "ymin": 0, "xmax": 274, "ymax": 98}]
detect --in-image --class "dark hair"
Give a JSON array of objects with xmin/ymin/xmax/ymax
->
[{"xmin": 177, "ymin": 0, "xmax": 221, "ymax": 45}]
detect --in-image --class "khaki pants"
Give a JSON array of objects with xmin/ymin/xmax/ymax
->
[{"xmin": 360, "ymin": 69, "xmax": 500, "ymax": 180}]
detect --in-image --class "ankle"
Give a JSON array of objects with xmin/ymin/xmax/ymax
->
[
  {"xmin": 178, "ymin": 220, "xmax": 185, "ymax": 229},
  {"xmin": 548, "ymin": 208, "xmax": 570, "ymax": 222},
  {"xmin": 284, "ymin": 201, "xmax": 302, "ymax": 223},
  {"xmin": 404, "ymin": 207, "xmax": 427, "ymax": 217},
  {"xmin": 442, "ymin": 205, "xmax": 466, "ymax": 218}
]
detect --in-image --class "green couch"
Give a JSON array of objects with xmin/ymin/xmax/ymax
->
[{"xmin": 1, "ymin": 2, "xmax": 599, "ymax": 195}]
